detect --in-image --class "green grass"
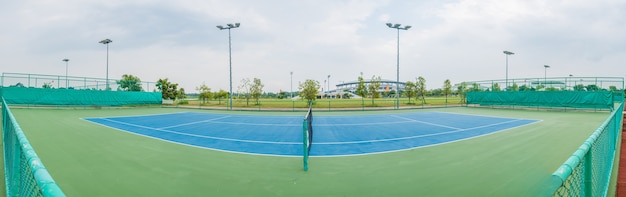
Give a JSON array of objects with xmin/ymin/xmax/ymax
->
[
  {"xmin": 183, "ymin": 96, "xmax": 463, "ymax": 109},
  {"xmin": 7, "ymin": 107, "xmax": 610, "ymax": 196}
]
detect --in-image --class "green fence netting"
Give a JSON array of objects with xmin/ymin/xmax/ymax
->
[
  {"xmin": 466, "ymin": 91, "xmax": 614, "ymax": 110},
  {"xmin": 3, "ymin": 98, "xmax": 66, "ymax": 196},
  {"xmin": 549, "ymin": 102, "xmax": 624, "ymax": 196},
  {"xmin": 1, "ymin": 86, "xmax": 161, "ymax": 106}
]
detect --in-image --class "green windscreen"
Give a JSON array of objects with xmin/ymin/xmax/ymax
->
[
  {"xmin": 466, "ymin": 91, "xmax": 614, "ymax": 110},
  {"xmin": 0, "ymin": 87, "xmax": 161, "ymax": 106}
]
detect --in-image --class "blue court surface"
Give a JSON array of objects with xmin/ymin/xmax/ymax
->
[{"xmin": 84, "ymin": 111, "xmax": 539, "ymax": 157}]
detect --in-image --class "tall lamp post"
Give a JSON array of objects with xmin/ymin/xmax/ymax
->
[
  {"xmin": 327, "ymin": 75, "xmax": 331, "ymax": 94},
  {"xmin": 62, "ymin": 59, "xmax": 69, "ymax": 88},
  {"xmin": 544, "ymin": 65, "xmax": 550, "ymax": 86},
  {"xmin": 503, "ymin": 51, "xmax": 514, "ymax": 90},
  {"xmin": 568, "ymin": 74, "xmax": 573, "ymax": 90},
  {"xmin": 99, "ymin": 39, "xmax": 112, "ymax": 90},
  {"xmin": 217, "ymin": 23, "xmax": 241, "ymax": 110},
  {"xmin": 290, "ymin": 71, "xmax": 293, "ymax": 98},
  {"xmin": 386, "ymin": 23, "xmax": 411, "ymax": 109}
]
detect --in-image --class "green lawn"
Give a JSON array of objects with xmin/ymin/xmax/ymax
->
[
  {"xmin": 180, "ymin": 97, "xmax": 462, "ymax": 110},
  {"xmin": 6, "ymin": 107, "xmax": 611, "ymax": 196}
]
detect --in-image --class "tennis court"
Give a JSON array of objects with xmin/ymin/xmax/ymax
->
[
  {"xmin": 84, "ymin": 112, "xmax": 538, "ymax": 157},
  {"xmin": 5, "ymin": 106, "xmax": 612, "ymax": 196}
]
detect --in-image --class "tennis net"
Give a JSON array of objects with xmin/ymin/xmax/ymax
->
[{"xmin": 302, "ymin": 104, "xmax": 313, "ymax": 171}]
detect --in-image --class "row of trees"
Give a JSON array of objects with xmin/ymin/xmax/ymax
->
[{"xmin": 114, "ymin": 73, "xmax": 623, "ymax": 105}]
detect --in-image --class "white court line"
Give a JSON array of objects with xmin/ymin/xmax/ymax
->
[
  {"xmin": 206, "ymin": 120, "xmax": 301, "ymax": 127},
  {"xmin": 313, "ymin": 120, "xmax": 417, "ymax": 126},
  {"xmin": 97, "ymin": 118, "xmax": 300, "ymax": 145},
  {"xmin": 315, "ymin": 119, "xmax": 526, "ymax": 145},
  {"xmin": 390, "ymin": 115, "xmax": 462, "ymax": 130},
  {"xmin": 158, "ymin": 116, "xmax": 232, "ymax": 129}
]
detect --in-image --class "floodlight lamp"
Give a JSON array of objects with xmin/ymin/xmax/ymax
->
[
  {"xmin": 503, "ymin": 51, "xmax": 514, "ymax": 55},
  {"xmin": 235, "ymin": 23, "xmax": 240, "ymax": 27},
  {"xmin": 404, "ymin": 26, "xmax": 412, "ymax": 30},
  {"xmin": 227, "ymin": 24, "xmax": 234, "ymax": 28},
  {"xmin": 217, "ymin": 25, "xmax": 224, "ymax": 29},
  {"xmin": 544, "ymin": 65, "xmax": 550, "ymax": 68},
  {"xmin": 386, "ymin": 23, "xmax": 392, "ymax": 27},
  {"xmin": 99, "ymin": 39, "xmax": 112, "ymax": 44},
  {"xmin": 62, "ymin": 59, "xmax": 69, "ymax": 62},
  {"xmin": 394, "ymin": 24, "xmax": 401, "ymax": 28}
]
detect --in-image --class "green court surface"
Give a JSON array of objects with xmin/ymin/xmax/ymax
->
[{"xmin": 4, "ymin": 107, "xmax": 612, "ymax": 196}]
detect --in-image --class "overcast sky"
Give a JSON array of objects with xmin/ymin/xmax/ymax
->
[{"xmin": 1, "ymin": 0, "xmax": 625, "ymax": 93}]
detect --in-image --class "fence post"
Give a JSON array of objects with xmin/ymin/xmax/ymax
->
[
  {"xmin": 584, "ymin": 149, "xmax": 593, "ymax": 197},
  {"xmin": 328, "ymin": 100, "xmax": 331, "ymax": 112}
]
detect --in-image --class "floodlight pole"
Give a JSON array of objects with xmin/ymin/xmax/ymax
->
[
  {"xmin": 327, "ymin": 75, "xmax": 331, "ymax": 94},
  {"xmin": 290, "ymin": 71, "xmax": 293, "ymax": 98},
  {"xmin": 62, "ymin": 59, "xmax": 69, "ymax": 88},
  {"xmin": 543, "ymin": 65, "xmax": 550, "ymax": 88},
  {"xmin": 387, "ymin": 23, "xmax": 411, "ymax": 109},
  {"xmin": 99, "ymin": 39, "xmax": 112, "ymax": 90},
  {"xmin": 217, "ymin": 23, "xmax": 241, "ymax": 110},
  {"xmin": 568, "ymin": 74, "xmax": 573, "ymax": 90},
  {"xmin": 503, "ymin": 51, "xmax": 514, "ymax": 90}
]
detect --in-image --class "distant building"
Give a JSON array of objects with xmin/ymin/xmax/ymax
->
[{"xmin": 331, "ymin": 79, "xmax": 406, "ymax": 94}]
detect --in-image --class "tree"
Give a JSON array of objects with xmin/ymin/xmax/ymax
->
[
  {"xmin": 471, "ymin": 83, "xmax": 480, "ymax": 92},
  {"xmin": 214, "ymin": 89, "xmax": 229, "ymax": 104},
  {"xmin": 510, "ymin": 83, "xmax": 519, "ymax": 91},
  {"xmin": 443, "ymin": 79, "xmax": 452, "ymax": 104},
  {"xmin": 585, "ymin": 84, "xmax": 599, "ymax": 91},
  {"xmin": 609, "ymin": 86, "xmax": 618, "ymax": 92},
  {"xmin": 368, "ymin": 76, "xmax": 381, "ymax": 105},
  {"xmin": 250, "ymin": 78, "xmax": 264, "ymax": 105},
  {"xmin": 42, "ymin": 82, "xmax": 53, "ymax": 89},
  {"xmin": 457, "ymin": 82, "xmax": 467, "ymax": 104},
  {"xmin": 519, "ymin": 85, "xmax": 530, "ymax": 91},
  {"xmin": 178, "ymin": 88, "xmax": 186, "ymax": 100},
  {"xmin": 429, "ymin": 88, "xmax": 443, "ymax": 96},
  {"xmin": 196, "ymin": 82, "xmax": 211, "ymax": 104},
  {"xmin": 404, "ymin": 81, "xmax": 417, "ymax": 104},
  {"xmin": 156, "ymin": 78, "xmax": 183, "ymax": 100},
  {"xmin": 299, "ymin": 79, "xmax": 320, "ymax": 103},
  {"xmin": 342, "ymin": 91, "xmax": 352, "ymax": 99},
  {"xmin": 416, "ymin": 76, "xmax": 426, "ymax": 104},
  {"xmin": 238, "ymin": 78, "xmax": 252, "ymax": 106},
  {"xmin": 574, "ymin": 84, "xmax": 585, "ymax": 91},
  {"xmin": 492, "ymin": 83, "xmax": 501, "ymax": 92},
  {"xmin": 355, "ymin": 76, "xmax": 368, "ymax": 106},
  {"xmin": 12, "ymin": 82, "xmax": 25, "ymax": 88},
  {"xmin": 277, "ymin": 91, "xmax": 286, "ymax": 99},
  {"xmin": 117, "ymin": 74, "xmax": 143, "ymax": 91}
]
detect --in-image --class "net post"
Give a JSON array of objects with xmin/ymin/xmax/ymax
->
[
  {"xmin": 302, "ymin": 119, "xmax": 309, "ymax": 171},
  {"xmin": 302, "ymin": 101, "xmax": 313, "ymax": 171}
]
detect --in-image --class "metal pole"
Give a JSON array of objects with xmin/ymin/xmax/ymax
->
[
  {"xmin": 503, "ymin": 51, "xmax": 514, "ymax": 90},
  {"xmin": 66, "ymin": 61, "xmax": 68, "ymax": 88},
  {"xmin": 217, "ymin": 23, "xmax": 240, "ymax": 110},
  {"xmin": 106, "ymin": 43, "xmax": 109, "ymax": 90},
  {"xmin": 396, "ymin": 28, "xmax": 400, "ymax": 109},
  {"xmin": 99, "ymin": 39, "xmax": 112, "ymax": 90},
  {"xmin": 290, "ymin": 71, "xmax": 293, "ymax": 98},
  {"xmin": 505, "ymin": 54, "xmax": 508, "ymax": 89},
  {"xmin": 63, "ymin": 59, "xmax": 69, "ymax": 88},
  {"xmin": 228, "ymin": 28, "xmax": 233, "ymax": 110},
  {"xmin": 386, "ymin": 23, "xmax": 411, "ymax": 109},
  {"xmin": 327, "ymin": 75, "xmax": 331, "ymax": 96}
]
